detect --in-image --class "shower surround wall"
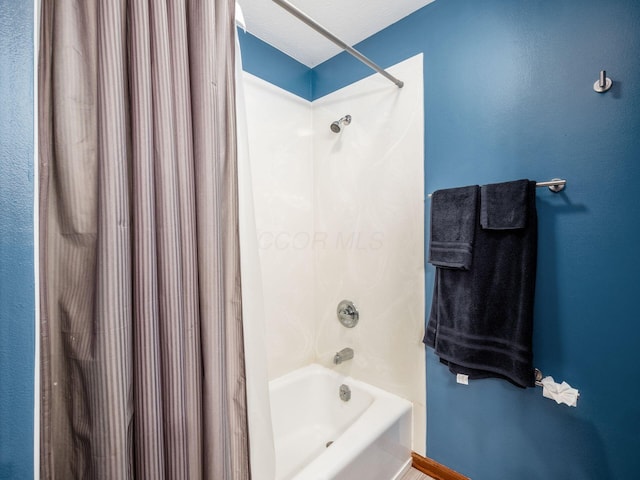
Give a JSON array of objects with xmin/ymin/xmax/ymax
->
[
  {"xmin": 243, "ymin": 73, "xmax": 315, "ymax": 379},
  {"xmin": 243, "ymin": 55, "xmax": 426, "ymax": 454}
]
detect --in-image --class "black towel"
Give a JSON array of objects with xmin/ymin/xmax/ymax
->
[
  {"xmin": 480, "ymin": 179, "xmax": 529, "ymax": 230},
  {"xmin": 428, "ymin": 185, "xmax": 479, "ymax": 270},
  {"xmin": 424, "ymin": 180, "xmax": 538, "ymax": 388}
]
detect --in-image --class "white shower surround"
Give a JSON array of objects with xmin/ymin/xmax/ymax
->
[{"xmin": 243, "ymin": 54, "xmax": 426, "ymax": 455}]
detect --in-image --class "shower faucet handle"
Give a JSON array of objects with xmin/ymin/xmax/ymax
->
[
  {"xmin": 337, "ymin": 300, "xmax": 359, "ymax": 328},
  {"xmin": 339, "ymin": 304, "xmax": 355, "ymax": 317}
]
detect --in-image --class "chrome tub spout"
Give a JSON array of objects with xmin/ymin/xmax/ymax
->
[{"xmin": 333, "ymin": 347, "xmax": 354, "ymax": 365}]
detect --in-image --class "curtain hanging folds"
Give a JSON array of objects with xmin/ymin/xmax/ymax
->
[{"xmin": 38, "ymin": 0, "xmax": 251, "ymax": 478}]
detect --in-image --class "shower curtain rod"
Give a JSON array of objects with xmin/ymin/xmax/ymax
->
[{"xmin": 271, "ymin": 0, "xmax": 404, "ymax": 88}]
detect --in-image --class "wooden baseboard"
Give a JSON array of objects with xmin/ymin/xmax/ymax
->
[{"xmin": 411, "ymin": 452, "xmax": 469, "ymax": 480}]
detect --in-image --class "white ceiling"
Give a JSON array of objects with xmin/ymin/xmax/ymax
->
[{"xmin": 238, "ymin": 0, "xmax": 436, "ymax": 67}]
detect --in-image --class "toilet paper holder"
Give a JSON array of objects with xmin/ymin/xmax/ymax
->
[
  {"xmin": 534, "ymin": 368, "xmax": 580, "ymax": 396},
  {"xmin": 534, "ymin": 368, "xmax": 544, "ymax": 387},
  {"xmin": 534, "ymin": 368, "xmax": 580, "ymax": 407}
]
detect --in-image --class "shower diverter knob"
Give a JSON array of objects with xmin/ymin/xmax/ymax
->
[{"xmin": 337, "ymin": 300, "xmax": 359, "ymax": 328}]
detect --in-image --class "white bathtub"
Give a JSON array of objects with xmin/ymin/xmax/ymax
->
[{"xmin": 269, "ymin": 364, "xmax": 413, "ymax": 480}]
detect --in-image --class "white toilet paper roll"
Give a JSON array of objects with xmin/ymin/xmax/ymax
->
[{"xmin": 540, "ymin": 376, "xmax": 579, "ymax": 407}]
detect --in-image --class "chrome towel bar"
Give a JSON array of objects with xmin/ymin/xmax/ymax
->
[{"xmin": 427, "ymin": 178, "xmax": 566, "ymax": 199}]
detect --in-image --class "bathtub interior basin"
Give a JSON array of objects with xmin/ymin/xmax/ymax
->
[{"xmin": 269, "ymin": 363, "xmax": 413, "ymax": 480}]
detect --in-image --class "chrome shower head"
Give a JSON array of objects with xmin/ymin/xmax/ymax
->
[{"xmin": 330, "ymin": 114, "xmax": 351, "ymax": 133}]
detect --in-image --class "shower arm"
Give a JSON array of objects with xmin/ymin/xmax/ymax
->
[{"xmin": 271, "ymin": 0, "xmax": 404, "ymax": 88}]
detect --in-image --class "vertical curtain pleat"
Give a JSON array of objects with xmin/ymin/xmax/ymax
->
[
  {"xmin": 38, "ymin": 0, "xmax": 249, "ymax": 478},
  {"xmin": 128, "ymin": 0, "xmax": 166, "ymax": 477},
  {"xmin": 186, "ymin": 1, "xmax": 249, "ymax": 478},
  {"xmin": 94, "ymin": 2, "xmax": 133, "ymax": 478}
]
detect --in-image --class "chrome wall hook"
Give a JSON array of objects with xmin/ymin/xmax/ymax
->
[{"xmin": 593, "ymin": 70, "xmax": 612, "ymax": 93}]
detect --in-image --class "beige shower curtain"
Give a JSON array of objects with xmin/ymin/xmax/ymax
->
[{"xmin": 38, "ymin": 0, "xmax": 250, "ymax": 478}]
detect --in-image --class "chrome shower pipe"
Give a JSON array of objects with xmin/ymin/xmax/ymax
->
[{"xmin": 271, "ymin": 0, "xmax": 404, "ymax": 88}]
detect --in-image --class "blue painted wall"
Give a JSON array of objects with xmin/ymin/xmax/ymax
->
[
  {"xmin": 1, "ymin": 0, "xmax": 638, "ymax": 477},
  {"xmin": 238, "ymin": 30, "xmax": 313, "ymax": 101},
  {"xmin": 0, "ymin": 1, "xmax": 35, "ymax": 479},
  {"xmin": 245, "ymin": 0, "xmax": 640, "ymax": 478}
]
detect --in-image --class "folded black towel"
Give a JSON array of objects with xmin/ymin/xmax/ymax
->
[
  {"xmin": 480, "ymin": 179, "xmax": 529, "ymax": 230},
  {"xmin": 424, "ymin": 180, "xmax": 538, "ymax": 388},
  {"xmin": 428, "ymin": 185, "xmax": 479, "ymax": 270}
]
